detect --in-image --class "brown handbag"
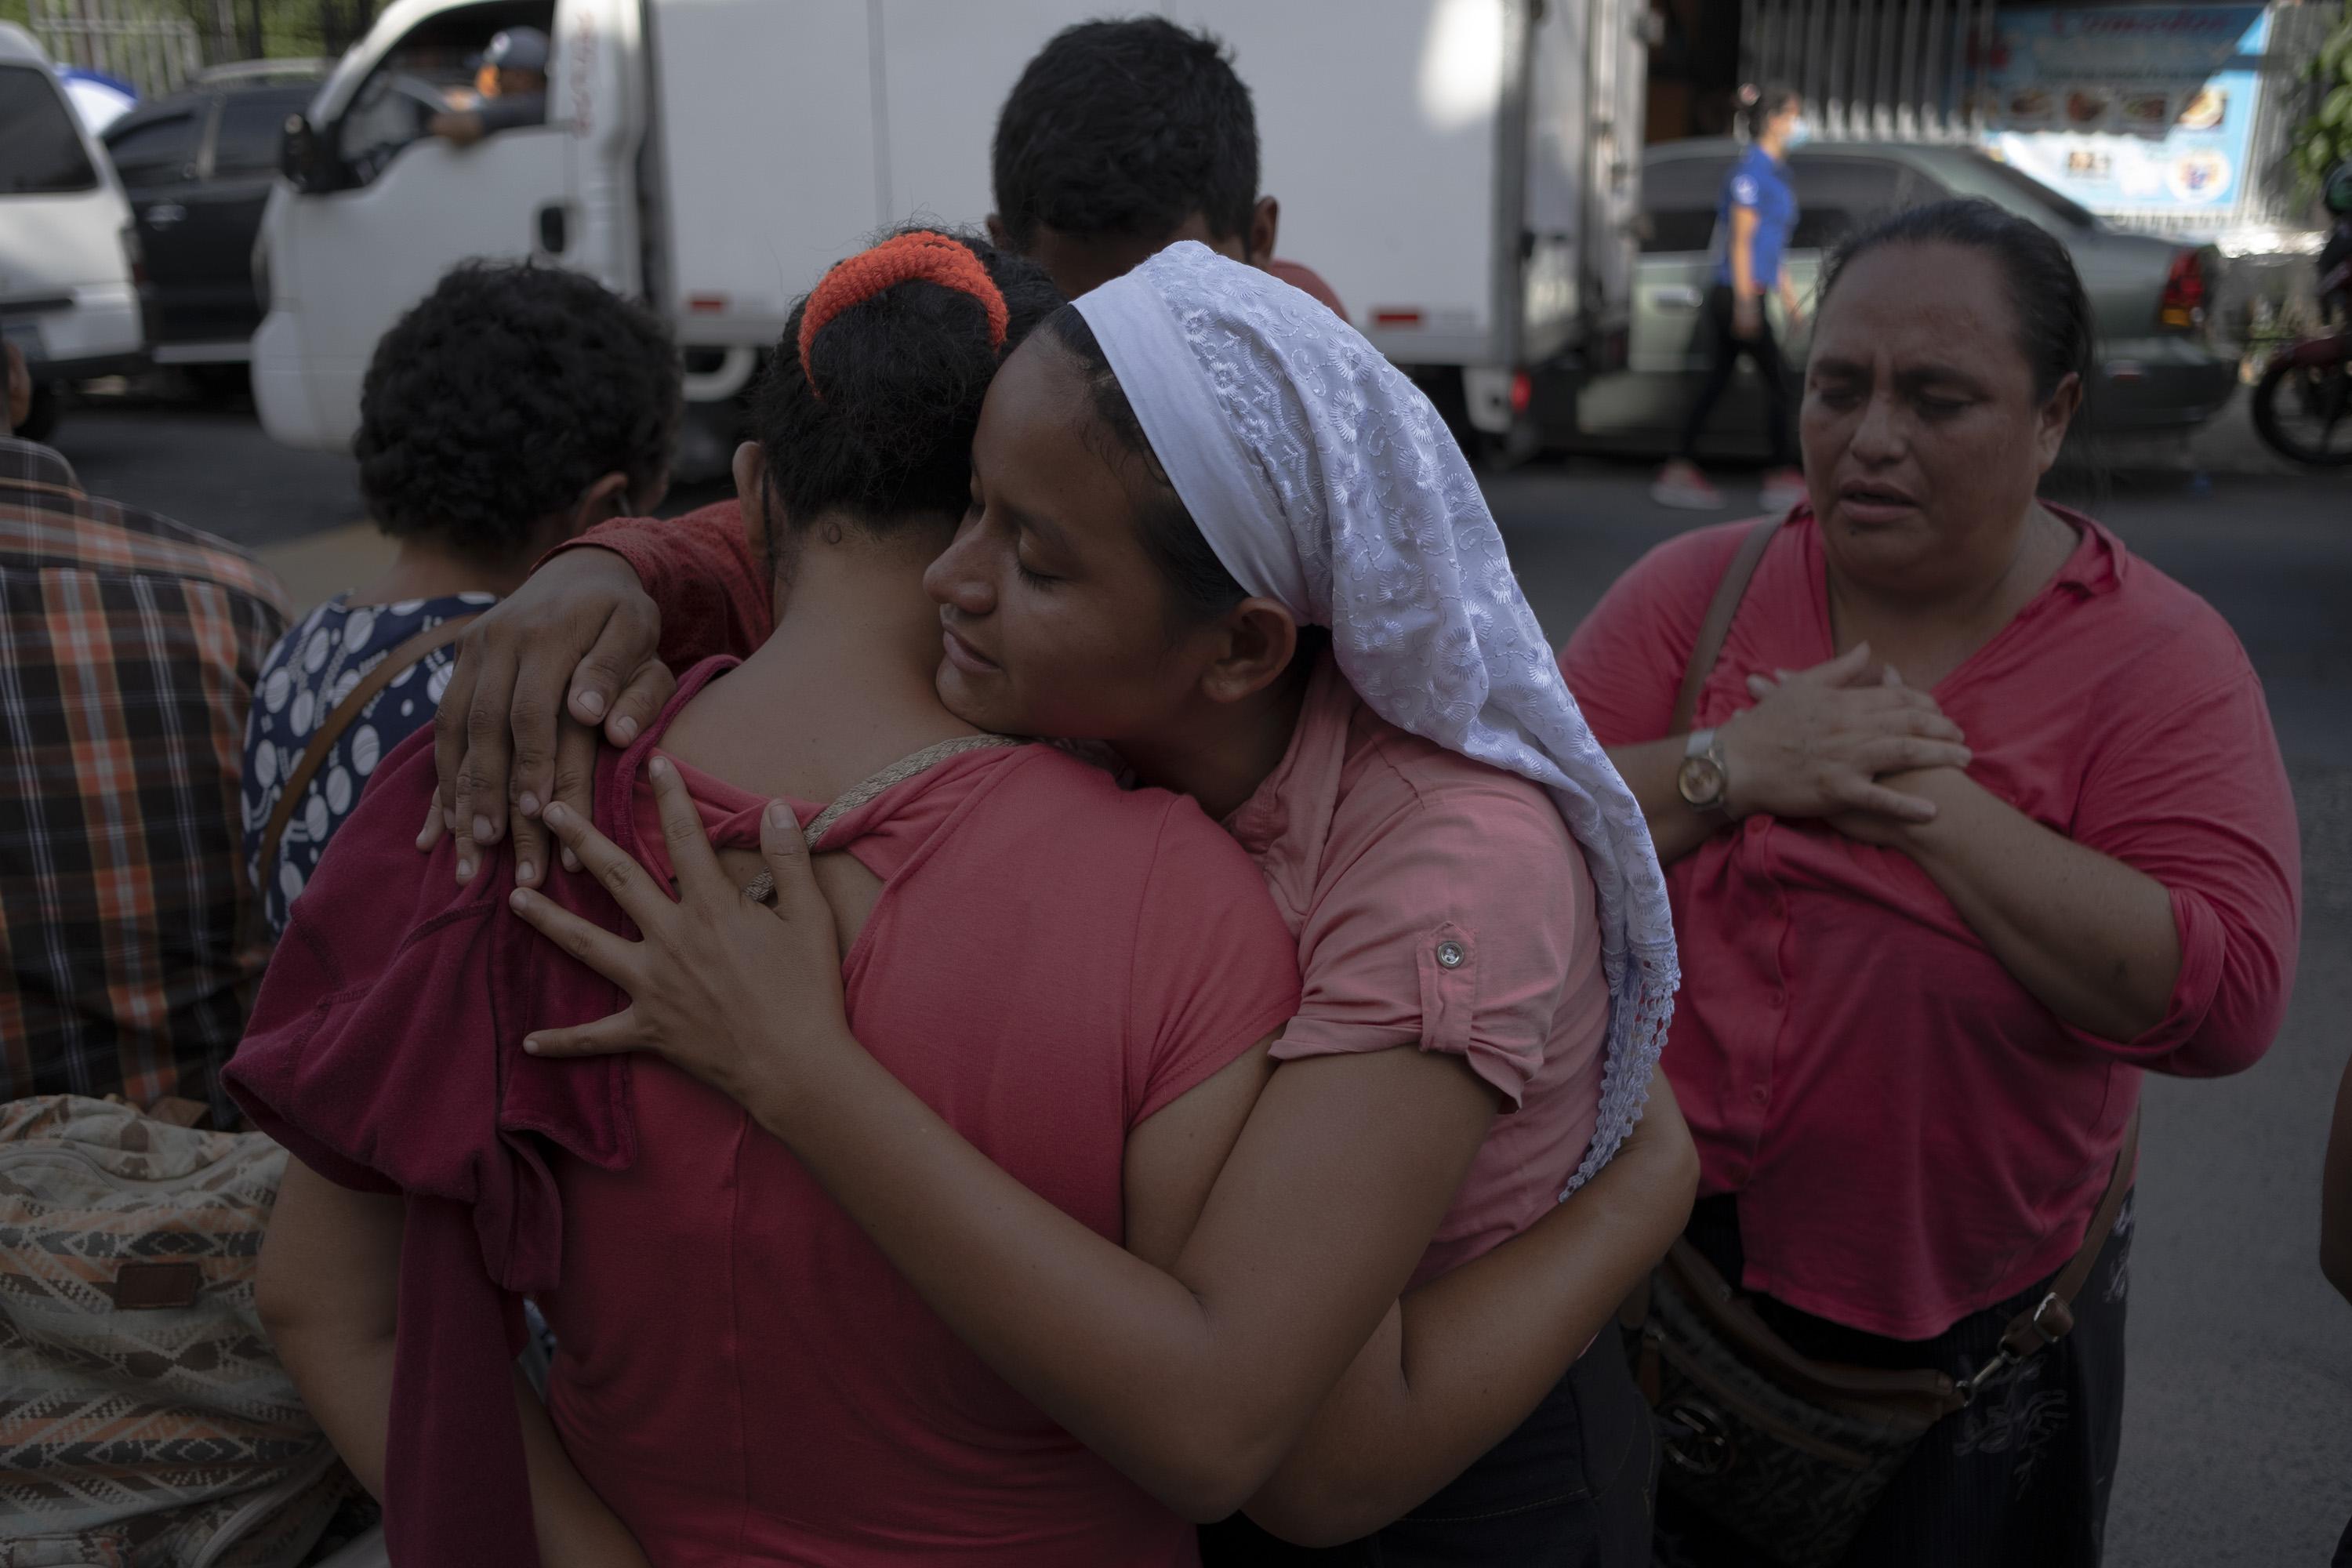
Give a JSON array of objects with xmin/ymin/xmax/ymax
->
[{"xmin": 1623, "ymin": 517, "xmax": 2140, "ymax": 1567}]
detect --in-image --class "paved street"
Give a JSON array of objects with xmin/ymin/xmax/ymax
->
[{"xmin": 37, "ymin": 391, "xmax": 2352, "ymax": 1565}]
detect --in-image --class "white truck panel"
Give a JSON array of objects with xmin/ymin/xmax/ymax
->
[
  {"xmin": 555, "ymin": 0, "xmax": 647, "ymax": 297},
  {"xmin": 873, "ymin": 0, "xmax": 1507, "ymax": 364},
  {"xmin": 255, "ymin": 0, "xmax": 1642, "ymax": 454},
  {"xmin": 648, "ymin": 0, "xmax": 881, "ymax": 343},
  {"xmin": 1185, "ymin": 0, "xmax": 1503, "ymax": 364}
]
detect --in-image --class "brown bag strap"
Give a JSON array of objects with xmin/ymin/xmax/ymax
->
[
  {"xmin": 1985, "ymin": 1107, "xmax": 2140, "ymax": 1373},
  {"xmin": 256, "ymin": 614, "xmax": 481, "ymax": 888},
  {"xmin": 740, "ymin": 732, "xmax": 1025, "ymax": 905},
  {"xmin": 1669, "ymin": 517, "xmax": 1780, "ymax": 735}
]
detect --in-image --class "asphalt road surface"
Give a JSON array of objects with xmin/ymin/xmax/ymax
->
[{"xmin": 37, "ymin": 394, "xmax": 2352, "ymax": 1565}]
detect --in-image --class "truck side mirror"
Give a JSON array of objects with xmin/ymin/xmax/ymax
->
[{"xmin": 280, "ymin": 113, "xmax": 328, "ymax": 192}]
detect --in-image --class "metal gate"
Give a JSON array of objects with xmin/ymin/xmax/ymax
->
[
  {"xmin": 1740, "ymin": 0, "xmax": 2002, "ymax": 143},
  {"xmin": 24, "ymin": 0, "xmax": 230, "ymax": 99}
]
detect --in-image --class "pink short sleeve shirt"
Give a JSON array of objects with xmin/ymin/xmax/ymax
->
[{"xmin": 1226, "ymin": 654, "xmax": 1612, "ymax": 1287}]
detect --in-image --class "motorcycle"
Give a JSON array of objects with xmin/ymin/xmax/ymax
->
[{"xmin": 2250, "ymin": 204, "xmax": 2352, "ymax": 468}]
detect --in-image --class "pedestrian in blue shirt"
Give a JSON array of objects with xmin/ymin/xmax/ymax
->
[{"xmin": 1654, "ymin": 84, "xmax": 1809, "ymax": 513}]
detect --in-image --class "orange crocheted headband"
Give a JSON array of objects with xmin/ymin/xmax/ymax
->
[{"xmin": 796, "ymin": 231, "xmax": 1011, "ymax": 394}]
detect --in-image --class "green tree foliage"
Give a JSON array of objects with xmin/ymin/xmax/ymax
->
[{"xmin": 2297, "ymin": 2, "xmax": 2352, "ymax": 194}]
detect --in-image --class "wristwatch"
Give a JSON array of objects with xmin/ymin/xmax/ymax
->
[{"xmin": 1677, "ymin": 725, "xmax": 1731, "ymax": 812}]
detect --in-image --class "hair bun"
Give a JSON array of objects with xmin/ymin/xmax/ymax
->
[{"xmin": 797, "ymin": 232, "xmax": 1011, "ymax": 397}]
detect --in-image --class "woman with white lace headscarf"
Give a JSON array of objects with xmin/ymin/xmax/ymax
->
[{"xmin": 486, "ymin": 241, "xmax": 1692, "ymax": 1565}]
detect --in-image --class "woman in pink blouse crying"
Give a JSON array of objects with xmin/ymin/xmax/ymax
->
[
  {"xmin": 470, "ymin": 242, "xmax": 1695, "ymax": 1563},
  {"xmin": 1563, "ymin": 199, "xmax": 2301, "ymax": 1566}
]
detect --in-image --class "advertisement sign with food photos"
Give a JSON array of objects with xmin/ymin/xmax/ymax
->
[{"xmin": 1978, "ymin": 5, "xmax": 2270, "ymax": 223}]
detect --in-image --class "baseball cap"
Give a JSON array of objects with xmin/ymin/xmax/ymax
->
[{"xmin": 481, "ymin": 27, "xmax": 550, "ymax": 74}]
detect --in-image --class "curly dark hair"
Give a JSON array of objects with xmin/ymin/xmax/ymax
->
[
  {"xmin": 753, "ymin": 226, "xmax": 1061, "ymax": 541},
  {"xmin": 354, "ymin": 262, "xmax": 681, "ymax": 555},
  {"xmin": 992, "ymin": 17, "xmax": 1259, "ymax": 252}
]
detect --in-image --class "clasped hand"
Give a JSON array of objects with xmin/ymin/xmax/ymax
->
[{"xmin": 1719, "ymin": 641, "xmax": 1972, "ymax": 840}]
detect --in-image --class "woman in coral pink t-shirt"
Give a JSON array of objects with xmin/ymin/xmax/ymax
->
[
  {"xmin": 266, "ymin": 234, "xmax": 1696, "ymax": 1568},
  {"xmin": 451, "ymin": 250, "xmax": 1695, "ymax": 1564}
]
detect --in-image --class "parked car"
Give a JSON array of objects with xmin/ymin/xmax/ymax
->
[
  {"xmin": 1553, "ymin": 138, "xmax": 2238, "ymax": 455},
  {"xmin": 0, "ymin": 22, "xmax": 143, "ymax": 442},
  {"xmin": 102, "ymin": 61, "xmax": 326, "ymax": 370}
]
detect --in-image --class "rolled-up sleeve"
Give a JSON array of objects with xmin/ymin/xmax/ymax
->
[
  {"xmin": 2064, "ymin": 669, "xmax": 2301, "ymax": 1076},
  {"xmin": 1274, "ymin": 785, "xmax": 1590, "ymax": 1109}
]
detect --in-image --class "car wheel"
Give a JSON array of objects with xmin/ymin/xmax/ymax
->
[
  {"xmin": 2251, "ymin": 354, "xmax": 2352, "ymax": 467},
  {"xmin": 16, "ymin": 381, "xmax": 61, "ymax": 445}
]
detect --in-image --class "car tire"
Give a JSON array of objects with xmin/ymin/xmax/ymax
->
[{"xmin": 16, "ymin": 381, "xmax": 61, "ymax": 445}]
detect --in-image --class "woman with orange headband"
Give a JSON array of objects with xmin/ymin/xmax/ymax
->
[{"xmin": 234, "ymin": 230, "xmax": 1308, "ymax": 1566}]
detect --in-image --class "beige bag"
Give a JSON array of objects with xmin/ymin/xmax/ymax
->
[{"xmin": 0, "ymin": 1096, "xmax": 348, "ymax": 1566}]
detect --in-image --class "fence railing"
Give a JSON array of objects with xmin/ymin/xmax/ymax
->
[
  {"xmin": 25, "ymin": 0, "xmax": 232, "ymax": 100},
  {"xmin": 1740, "ymin": 0, "xmax": 2002, "ymax": 144}
]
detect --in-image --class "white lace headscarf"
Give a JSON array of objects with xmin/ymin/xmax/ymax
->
[{"xmin": 1074, "ymin": 242, "xmax": 1677, "ymax": 1194}]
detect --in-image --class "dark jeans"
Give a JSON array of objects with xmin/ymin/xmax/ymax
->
[
  {"xmin": 1656, "ymin": 1192, "xmax": 2133, "ymax": 1568},
  {"xmin": 1677, "ymin": 283, "xmax": 1797, "ymax": 469},
  {"xmin": 1197, "ymin": 1333, "xmax": 1657, "ymax": 1566}
]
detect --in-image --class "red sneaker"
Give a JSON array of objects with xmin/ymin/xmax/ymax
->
[
  {"xmin": 1651, "ymin": 460, "xmax": 1724, "ymax": 510},
  {"xmin": 1759, "ymin": 468, "xmax": 1809, "ymax": 514}
]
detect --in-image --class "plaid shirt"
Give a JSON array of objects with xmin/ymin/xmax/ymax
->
[{"xmin": 1, "ymin": 437, "xmax": 289, "ymax": 1123}]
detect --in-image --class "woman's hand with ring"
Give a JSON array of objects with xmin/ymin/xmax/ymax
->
[
  {"xmin": 1717, "ymin": 641, "xmax": 1972, "ymax": 826},
  {"xmin": 503, "ymin": 756, "xmax": 848, "ymax": 1113}
]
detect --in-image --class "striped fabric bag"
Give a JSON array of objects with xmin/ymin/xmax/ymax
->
[{"xmin": 0, "ymin": 1096, "xmax": 347, "ymax": 1566}]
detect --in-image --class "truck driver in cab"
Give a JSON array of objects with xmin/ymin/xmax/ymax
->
[{"xmin": 427, "ymin": 26, "xmax": 548, "ymax": 147}]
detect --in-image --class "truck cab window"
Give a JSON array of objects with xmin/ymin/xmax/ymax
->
[
  {"xmin": 332, "ymin": 2, "xmax": 553, "ymax": 186},
  {"xmin": 0, "ymin": 64, "xmax": 98, "ymax": 194}
]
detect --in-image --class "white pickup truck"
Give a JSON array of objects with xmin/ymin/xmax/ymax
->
[
  {"xmin": 1, "ymin": 22, "xmax": 144, "ymax": 443},
  {"xmin": 254, "ymin": 0, "xmax": 1649, "ymax": 468}
]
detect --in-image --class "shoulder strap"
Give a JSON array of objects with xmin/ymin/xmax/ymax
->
[
  {"xmin": 740, "ymin": 732, "xmax": 1025, "ymax": 905},
  {"xmin": 257, "ymin": 614, "xmax": 481, "ymax": 890},
  {"xmin": 1670, "ymin": 517, "xmax": 1780, "ymax": 735},
  {"xmin": 802, "ymin": 733, "xmax": 1025, "ymax": 849},
  {"xmin": 1989, "ymin": 1107, "xmax": 2140, "ymax": 1369}
]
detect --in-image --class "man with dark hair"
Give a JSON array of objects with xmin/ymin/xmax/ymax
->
[
  {"xmin": 1, "ymin": 340, "xmax": 291, "ymax": 1124},
  {"xmin": 241, "ymin": 260, "xmax": 679, "ymax": 934},
  {"xmin": 987, "ymin": 16, "xmax": 1345, "ymax": 312}
]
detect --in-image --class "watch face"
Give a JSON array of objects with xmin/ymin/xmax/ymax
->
[{"xmin": 1678, "ymin": 753, "xmax": 1726, "ymax": 807}]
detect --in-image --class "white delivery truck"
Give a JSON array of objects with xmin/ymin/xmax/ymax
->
[{"xmin": 254, "ymin": 0, "xmax": 1648, "ymax": 466}]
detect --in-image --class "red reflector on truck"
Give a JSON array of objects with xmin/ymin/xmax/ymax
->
[
  {"xmin": 688, "ymin": 294, "xmax": 728, "ymax": 314},
  {"xmin": 1511, "ymin": 370, "xmax": 1532, "ymax": 415},
  {"xmin": 1373, "ymin": 309, "xmax": 1424, "ymax": 327}
]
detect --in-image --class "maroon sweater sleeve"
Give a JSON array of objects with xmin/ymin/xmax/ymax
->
[
  {"xmin": 227, "ymin": 729, "xmax": 637, "ymax": 1568},
  {"xmin": 546, "ymin": 499, "xmax": 775, "ymax": 669}
]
